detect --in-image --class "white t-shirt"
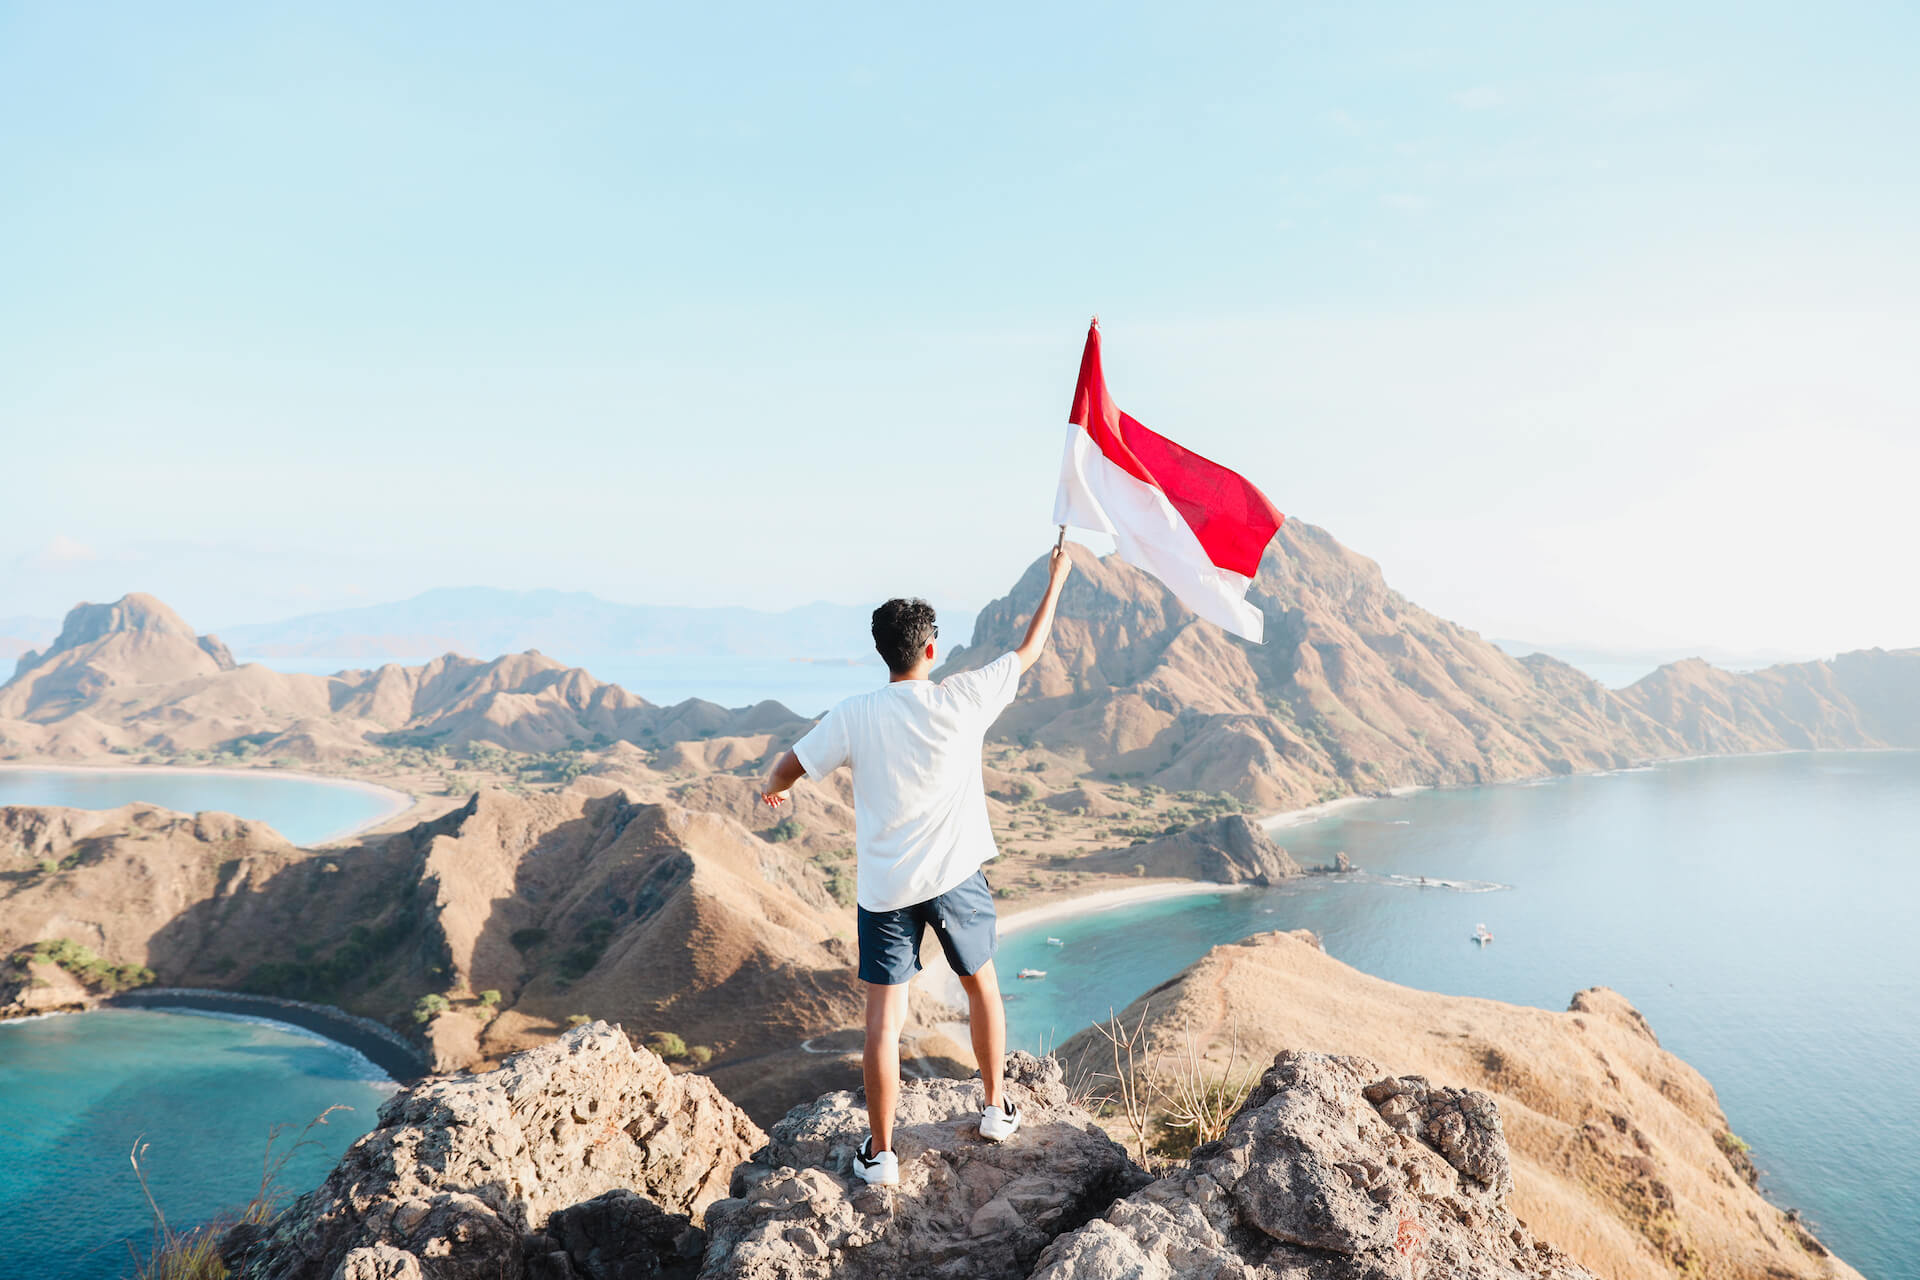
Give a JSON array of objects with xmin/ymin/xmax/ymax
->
[{"xmin": 791, "ymin": 651, "xmax": 1023, "ymax": 912}]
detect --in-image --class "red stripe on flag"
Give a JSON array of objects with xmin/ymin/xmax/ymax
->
[{"xmin": 1068, "ymin": 321, "xmax": 1283, "ymax": 578}]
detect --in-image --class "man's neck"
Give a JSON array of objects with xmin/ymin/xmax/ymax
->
[{"xmin": 889, "ymin": 665, "xmax": 934, "ymax": 684}]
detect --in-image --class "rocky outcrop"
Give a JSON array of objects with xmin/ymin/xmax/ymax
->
[
  {"xmin": 1086, "ymin": 813, "xmax": 1300, "ymax": 884},
  {"xmin": 1029, "ymin": 1050, "xmax": 1593, "ymax": 1280},
  {"xmin": 699, "ymin": 1052, "xmax": 1150, "ymax": 1280},
  {"xmin": 223, "ymin": 1023, "xmax": 763, "ymax": 1280}
]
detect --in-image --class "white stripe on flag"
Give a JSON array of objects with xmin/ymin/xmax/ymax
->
[{"xmin": 1053, "ymin": 426, "xmax": 1265, "ymax": 642}]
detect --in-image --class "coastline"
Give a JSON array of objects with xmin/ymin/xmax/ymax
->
[
  {"xmin": 1260, "ymin": 783, "xmax": 1430, "ymax": 833},
  {"xmin": 998, "ymin": 880, "xmax": 1252, "ymax": 938},
  {"xmin": 101, "ymin": 987, "xmax": 430, "ymax": 1081},
  {"xmin": 0, "ymin": 760, "xmax": 422, "ymax": 844}
]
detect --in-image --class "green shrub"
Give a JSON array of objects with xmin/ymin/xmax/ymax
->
[
  {"xmin": 647, "ymin": 1031, "xmax": 688, "ymax": 1061},
  {"xmin": 822, "ymin": 868, "xmax": 857, "ymax": 909},
  {"xmin": 478, "ymin": 989, "xmax": 501, "ymax": 1007},
  {"xmin": 566, "ymin": 1013, "xmax": 591, "ymax": 1028},
  {"xmin": 31, "ymin": 938, "xmax": 155, "ymax": 992},
  {"xmin": 412, "ymin": 993, "xmax": 451, "ymax": 1024},
  {"xmin": 509, "ymin": 927, "xmax": 549, "ymax": 950},
  {"xmin": 687, "ymin": 1044, "xmax": 714, "ymax": 1066},
  {"xmin": 764, "ymin": 818, "xmax": 805, "ymax": 843}
]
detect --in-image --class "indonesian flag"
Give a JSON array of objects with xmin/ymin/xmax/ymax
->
[{"xmin": 1053, "ymin": 319, "xmax": 1284, "ymax": 642}]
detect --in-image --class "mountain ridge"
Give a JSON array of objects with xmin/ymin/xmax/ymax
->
[{"xmin": 935, "ymin": 522, "xmax": 1918, "ymax": 807}]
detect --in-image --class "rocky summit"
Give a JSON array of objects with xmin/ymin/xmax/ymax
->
[
  {"xmin": 701, "ymin": 1052, "xmax": 1148, "ymax": 1280},
  {"xmin": 219, "ymin": 1024, "xmax": 1633, "ymax": 1280},
  {"xmin": 222, "ymin": 1023, "xmax": 761, "ymax": 1280},
  {"xmin": 1028, "ymin": 1051, "xmax": 1586, "ymax": 1280}
]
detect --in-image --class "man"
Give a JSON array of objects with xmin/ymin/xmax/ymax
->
[{"xmin": 760, "ymin": 544, "xmax": 1073, "ymax": 1187}]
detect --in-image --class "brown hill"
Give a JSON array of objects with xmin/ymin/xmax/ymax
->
[
  {"xmin": 4, "ymin": 593, "xmax": 235, "ymax": 717},
  {"xmin": 937, "ymin": 524, "xmax": 1685, "ymax": 808},
  {"xmin": 1617, "ymin": 649, "xmax": 1920, "ymax": 753},
  {"xmin": 1055, "ymin": 930, "xmax": 1859, "ymax": 1280},
  {"xmin": 0, "ymin": 594, "xmax": 810, "ymax": 762},
  {"xmin": 938, "ymin": 524, "xmax": 1920, "ymax": 809},
  {"xmin": 0, "ymin": 784, "xmax": 959, "ymax": 1123}
]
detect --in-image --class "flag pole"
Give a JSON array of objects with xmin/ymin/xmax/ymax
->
[{"xmin": 1055, "ymin": 524, "xmax": 1067, "ymax": 552}]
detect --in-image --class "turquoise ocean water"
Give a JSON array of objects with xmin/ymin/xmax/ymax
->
[
  {"xmin": 0, "ymin": 1010, "xmax": 392, "ymax": 1280},
  {"xmin": 999, "ymin": 751, "xmax": 1919, "ymax": 1280},
  {"xmin": 0, "ymin": 768, "xmax": 401, "ymax": 846}
]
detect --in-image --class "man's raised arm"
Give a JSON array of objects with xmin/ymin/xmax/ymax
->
[{"xmin": 1013, "ymin": 545, "xmax": 1074, "ymax": 673}]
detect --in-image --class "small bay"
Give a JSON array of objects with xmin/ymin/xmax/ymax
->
[
  {"xmin": 0, "ymin": 767, "xmax": 407, "ymax": 846},
  {"xmin": 0, "ymin": 1009, "xmax": 393, "ymax": 1280}
]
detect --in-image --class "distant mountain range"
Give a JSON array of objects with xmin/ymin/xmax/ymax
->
[
  {"xmin": 0, "ymin": 593, "xmax": 810, "ymax": 760},
  {"xmin": 938, "ymin": 522, "xmax": 1920, "ymax": 808},
  {"xmin": 1493, "ymin": 637, "xmax": 1817, "ymax": 685},
  {"xmin": 212, "ymin": 587, "xmax": 976, "ymax": 665}
]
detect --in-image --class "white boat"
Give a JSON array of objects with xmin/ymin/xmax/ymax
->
[
  {"xmin": 1045, "ymin": 937, "xmax": 1064, "ymax": 947},
  {"xmin": 1473, "ymin": 923, "xmax": 1494, "ymax": 945},
  {"xmin": 1017, "ymin": 967, "xmax": 1048, "ymax": 979}
]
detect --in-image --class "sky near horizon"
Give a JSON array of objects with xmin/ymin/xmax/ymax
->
[{"xmin": 3, "ymin": 3, "xmax": 1916, "ymax": 656}]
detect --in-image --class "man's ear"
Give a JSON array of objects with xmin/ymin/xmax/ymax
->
[{"xmin": 925, "ymin": 641, "xmax": 936, "ymax": 660}]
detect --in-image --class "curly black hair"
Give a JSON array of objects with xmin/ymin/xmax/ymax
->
[{"xmin": 871, "ymin": 597, "xmax": 937, "ymax": 674}]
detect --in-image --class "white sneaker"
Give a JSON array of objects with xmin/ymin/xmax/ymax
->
[
  {"xmin": 853, "ymin": 1135, "xmax": 899, "ymax": 1186},
  {"xmin": 979, "ymin": 1100, "xmax": 1022, "ymax": 1143}
]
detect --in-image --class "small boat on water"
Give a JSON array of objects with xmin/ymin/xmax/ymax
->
[
  {"xmin": 1017, "ymin": 967, "xmax": 1048, "ymax": 980},
  {"xmin": 1045, "ymin": 937, "xmax": 1064, "ymax": 947},
  {"xmin": 1473, "ymin": 923, "xmax": 1494, "ymax": 945}
]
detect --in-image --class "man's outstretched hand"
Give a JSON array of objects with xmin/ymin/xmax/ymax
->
[{"xmin": 762, "ymin": 749, "xmax": 806, "ymax": 810}]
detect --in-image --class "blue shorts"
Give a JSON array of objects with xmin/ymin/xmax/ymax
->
[{"xmin": 856, "ymin": 869, "xmax": 998, "ymax": 986}]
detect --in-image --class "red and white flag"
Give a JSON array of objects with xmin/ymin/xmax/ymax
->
[{"xmin": 1053, "ymin": 319, "xmax": 1284, "ymax": 641}]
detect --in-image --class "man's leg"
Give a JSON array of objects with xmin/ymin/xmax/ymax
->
[
  {"xmin": 958, "ymin": 959, "xmax": 1006, "ymax": 1110},
  {"xmin": 863, "ymin": 979, "xmax": 911, "ymax": 1152}
]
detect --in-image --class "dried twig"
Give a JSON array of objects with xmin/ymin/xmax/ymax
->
[
  {"xmin": 1090, "ymin": 1004, "xmax": 1161, "ymax": 1167},
  {"xmin": 1158, "ymin": 1016, "xmax": 1260, "ymax": 1150}
]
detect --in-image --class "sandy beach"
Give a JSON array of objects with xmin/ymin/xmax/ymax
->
[
  {"xmin": 0, "ymin": 760, "xmax": 422, "ymax": 843},
  {"xmin": 999, "ymin": 880, "xmax": 1251, "ymax": 937},
  {"xmin": 1258, "ymin": 784, "xmax": 1431, "ymax": 833}
]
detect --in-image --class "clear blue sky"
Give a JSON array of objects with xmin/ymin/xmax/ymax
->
[{"xmin": 3, "ymin": 3, "xmax": 1915, "ymax": 654}]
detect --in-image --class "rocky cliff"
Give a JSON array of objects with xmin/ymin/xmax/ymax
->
[
  {"xmin": 1054, "ymin": 931, "xmax": 1859, "ymax": 1280},
  {"xmin": 221, "ymin": 1023, "xmax": 1614, "ymax": 1280},
  {"xmin": 1079, "ymin": 812, "xmax": 1301, "ymax": 884},
  {"xmin": 222, "ymin": 1023, "xmax": 763, "ymax": 1280}
]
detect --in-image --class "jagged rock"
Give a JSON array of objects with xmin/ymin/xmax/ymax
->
[
  {"xmin": 545, "ymin": 1190, "xmax": 704, "ymax": 1280},
  {"xmin": 333, "ymin": 1245, "xmax": 426, "ymax": 1280},
  {"xmin": 1363, "ymin": 1075, "xmax": 1513, "ymax": 1196},
  {"xmin": 1029, "ymin": 1050, "xmax": 1596, "ymax": 1280},
  {"xmin": 1088, "ymin": 814, "xmax": 1301, "ymax": 885},
  {"xmin": 699, "ymin": 1052, "xmax": 1150, "ymax": 1279},
  {"xmin": 223, "ymin": 1023, "xmax": 763, "ymax": 1280}
]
